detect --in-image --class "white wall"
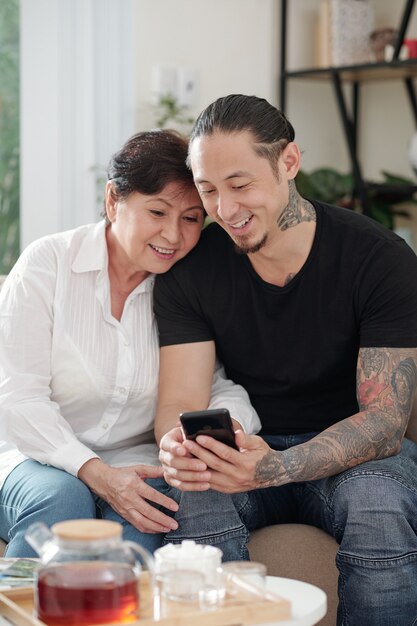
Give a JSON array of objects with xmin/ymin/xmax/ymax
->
[
  {"xmin": 134, "ymin": 0, "xmax": 417, "ymax": 181},
  {"xmin": 20, "ymin": 0, "xmax": 417, "ymax": 247},
  {"xmin": 134, "ymin": 0, "xmax": 279, "ymax": 130}
]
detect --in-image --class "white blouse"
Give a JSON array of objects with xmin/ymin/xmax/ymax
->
[{"xmin": 0, "ymin": 221, "xmax": 260, "ymax": 487}]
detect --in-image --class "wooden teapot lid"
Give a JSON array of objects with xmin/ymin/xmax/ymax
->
[{"xmin": 51, "ymin": 519, "xmax": 123, "ymax": 541}]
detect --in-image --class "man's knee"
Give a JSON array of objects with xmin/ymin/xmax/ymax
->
[{"xmin": 331, "ymin": 471, "xmax": 417, "ymax": 554}]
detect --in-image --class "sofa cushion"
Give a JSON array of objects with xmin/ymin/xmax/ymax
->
[{"xmin": 249, "ymin": 524, "xmax": 338, "ymax": 626}]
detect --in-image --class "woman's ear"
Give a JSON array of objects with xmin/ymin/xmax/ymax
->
[
  {"xmin": 105, "ymin": 181, "xmax": 118, "ymax": 222},
  {"xmin": 281, "ymin": 142, "xmax": 301, "ymax": 180}
]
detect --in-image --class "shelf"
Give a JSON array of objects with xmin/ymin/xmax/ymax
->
[
  {"xmin": 279, "ymin": 0, "xmax": 417, "ymax": 217},
  {"xmin": 364, "ymin": 182, "xmax": 417, "ymax": 198},
  {"xmin": 284, "ymin": 59, "xmax": 417, "ymax": 83},
  {"xmin": 365, "ymin": 182, "xmax": 417, "ymax": 191}
]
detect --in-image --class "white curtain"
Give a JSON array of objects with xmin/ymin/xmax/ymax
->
[{"xmin": 20, "ymin": 0, "xmax": 136, "ymax": 249}]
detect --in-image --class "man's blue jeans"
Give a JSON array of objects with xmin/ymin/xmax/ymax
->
[
  {"xmin": 0, "ymin": 459, "xmax": 171, "ymax": 556},
  {"xmin": 164, "ymin": 433, "xmax": 417, "ymax": 626}
]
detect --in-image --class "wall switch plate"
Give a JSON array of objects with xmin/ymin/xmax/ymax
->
[{"xmin": 177, "ymin": 67, "xmax": 198, "ymax": 107}]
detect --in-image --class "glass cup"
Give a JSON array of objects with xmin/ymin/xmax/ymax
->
[
  {"xmin": 155, "ymin": 569, "xmax": 206, "ymax": 618},
  {"xmin": 154, "ymin": 541, "xmax": 224, "ymax": 612},
  {"xmin": 221, "ymin": 561, "xmax": 267, "ymax": 600}
]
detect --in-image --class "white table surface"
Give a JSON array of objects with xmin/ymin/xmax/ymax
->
[{"xmin": 258, "ymin": 576, "xmax": 327, "ymax": 626}]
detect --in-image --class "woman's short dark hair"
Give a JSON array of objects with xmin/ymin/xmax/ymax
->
[
  {"xmin": 188, "ymin": 94, "xmax": 295, "ymax": 176},
  {"xmin": 102, "ymin": 129, "xmax": 193, "ymax": 223}
]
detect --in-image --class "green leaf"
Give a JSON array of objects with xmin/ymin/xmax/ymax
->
[
  {"xmin": 368, "ymin": 201, "xmax": 394, "ymax": 230},
  {"xmin": 294, "ymin": 170, "xmax": 318, "ymax": 198},
  {"xmin": 296, "ymin": 168, "xmax": 353, "ymax": 204},
  {"xmin": 381, "ymin": 170, "xmax": 416, "ymax": 186},
  {"xmin": 154, "ymin": 94, "xmax": 195, "ymax": 130}
]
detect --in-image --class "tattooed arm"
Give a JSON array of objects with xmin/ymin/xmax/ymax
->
[
  {"xmin": 178, "ymin": 347, "xmax": 417, "ymax": 494},
  {"xmin": 255, "ymin": 346, "xmax": 417, "ymax": 487}
]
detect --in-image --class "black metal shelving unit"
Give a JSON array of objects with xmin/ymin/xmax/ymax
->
[{"xmin": 280, "ymin": 0, "xmax": 417, "ymax": 215}]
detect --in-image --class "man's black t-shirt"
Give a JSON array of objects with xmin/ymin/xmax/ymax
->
[{"xmin": 154, "ymin": 201, "xmax": 417, "ymax": 434}]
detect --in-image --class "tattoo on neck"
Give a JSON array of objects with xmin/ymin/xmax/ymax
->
[
  {"xmin": 284, "ymin": 273, "xmax": 296, "ymax": 285},
  {"xmin": 278, "ymin": 181, "xmax": 316, "ymax": 232}
]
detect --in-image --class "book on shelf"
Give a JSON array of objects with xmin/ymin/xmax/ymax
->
[
  {"xmin": 315, "ymin": 0, "xmax": 375, "ymax": 68},
  {"xmin": 315, "ymin": 0, "xmax": 331, "ymax": 68}
]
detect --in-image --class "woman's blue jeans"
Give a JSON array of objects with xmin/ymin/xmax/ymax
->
[
  {"xmin": 0, "ymin": 459, "xmax": 171, "ymax": 557},
  {"xmin": 164, "ymin": 434, "xmax": 417, "ymax": 626}
]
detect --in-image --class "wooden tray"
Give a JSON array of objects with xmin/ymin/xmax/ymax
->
[{"xmin": 0, "ymin": 574, "xmax": 291, "ymax": 626}]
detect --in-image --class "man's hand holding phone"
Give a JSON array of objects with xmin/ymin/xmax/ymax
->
[
  {"xmin": 181, "ymin": 424, "xmax": 277, "ymax": 494},
  {"xmin": 160, "ymin": 408, "xmax": 275, "ymax": 494},
  {"xmin": 159, "ymin": 408, "xmax": 239, "ymax": 491}
]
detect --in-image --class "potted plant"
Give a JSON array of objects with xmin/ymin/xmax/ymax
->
[{"xmin": 295, "ymin": 167, "xmax": 416, "ymax": 230}]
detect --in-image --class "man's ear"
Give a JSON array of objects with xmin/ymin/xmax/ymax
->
[
  {"xmin": 281, "ymin": 142, "xmax": 301, "ymax": 180},
  {"xmin": 105, "ymin": 181, "xmax": 117, "ymax": 222}
]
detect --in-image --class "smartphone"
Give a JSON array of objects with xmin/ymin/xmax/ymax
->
[{"xmin": 179, "ymin": 408, "xmax": 239, "ymax": 450}]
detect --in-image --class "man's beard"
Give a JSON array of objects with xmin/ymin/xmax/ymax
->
[{"xmin": 234, "ymin": 233, "xmax": 267, "ymax": 255}]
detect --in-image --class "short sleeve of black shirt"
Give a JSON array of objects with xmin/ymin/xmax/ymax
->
[{"xmin": 354, "ymin": 237, "xmax": 417, "ymax": 347}]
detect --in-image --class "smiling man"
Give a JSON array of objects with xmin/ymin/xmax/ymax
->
[{"xmin": 153, "ymin": 94, "xmax": 417, "ymax": 626}]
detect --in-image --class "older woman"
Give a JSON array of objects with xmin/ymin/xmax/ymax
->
[{"xmin": 0, "ymin": 130, "xmax": 259, "ymax": 556}]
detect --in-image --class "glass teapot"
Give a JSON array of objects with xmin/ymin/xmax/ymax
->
[{"xmin": 25, "ymin": 519, "xmax": 154, "ymax": 626}]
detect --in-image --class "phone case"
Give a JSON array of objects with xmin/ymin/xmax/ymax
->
[{"xmin": 179, "ymin": 409, "xmax": 238, "ymax": 449}]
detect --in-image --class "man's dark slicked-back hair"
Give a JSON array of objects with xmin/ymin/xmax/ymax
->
[{"xmin": 188, "ymin": 94, "xmax": 295, "ymax": 176}]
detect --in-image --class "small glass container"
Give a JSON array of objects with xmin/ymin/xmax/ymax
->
[
  {"xmin": 154, "ymin": 540, "xmax": 224, "ymax": 610},
  {"xmin": 155, "ymin": 569, "xmax": 206, "ymax": 618},
  {"xmin": 221, "ymin": 561, "xmax": 267, "ymax": 600}
]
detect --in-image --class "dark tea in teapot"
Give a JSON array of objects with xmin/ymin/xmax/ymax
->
[
  {"xmin": 25, "ymin": 519, "xmax": 153, "ymax": 625},
  {"xmin": 37, "ymin": 561, "xmax": 138, "ymax": 625}
]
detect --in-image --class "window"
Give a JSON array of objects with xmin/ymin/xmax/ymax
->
[{"xmin": 0, "ymin": 0, "xmax": 19, "ymax": 274}]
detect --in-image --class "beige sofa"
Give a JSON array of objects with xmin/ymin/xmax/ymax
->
[{"xmin": 1, "ymin": 274, "xmax": 416, "ymax": 625}]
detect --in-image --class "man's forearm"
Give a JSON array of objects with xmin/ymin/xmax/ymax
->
[
  {"xmin": 154, "ymin": 402, "xmax": 197, "ymax": 445},
  {"xmin": 254, "ymin": 408, "xmax": 406, "ymax": 488},
  {"xmin": 155, "ymin": 342, "xmax": 217, "ymax": 445},
  {"xmin": 255, "ymin": 347, "xmax": 417, "ymax": 488}
]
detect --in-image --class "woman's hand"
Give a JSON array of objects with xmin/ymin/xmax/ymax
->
[{"xmin": 78, "ymin": 459, "xmax": 179, "ymax": 533}]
